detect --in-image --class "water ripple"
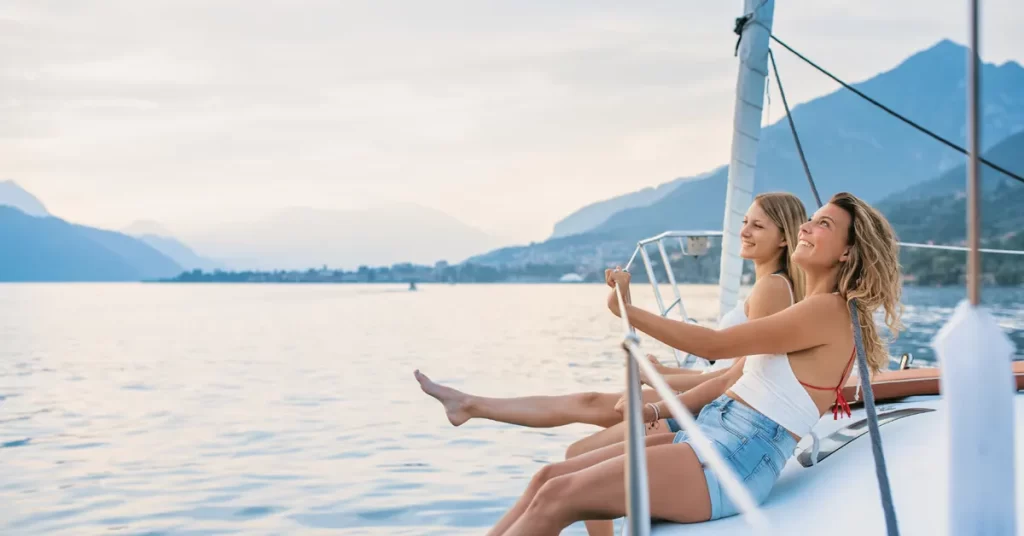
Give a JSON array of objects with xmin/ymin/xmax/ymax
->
[{"xmin": 0, "ymin": 283, "xmax": 1019, "ymax": 534}]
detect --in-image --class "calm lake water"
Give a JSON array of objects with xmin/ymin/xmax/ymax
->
[{"xmin": 1, "ymin": 283, "xmax": 1022, "ymax": 535}]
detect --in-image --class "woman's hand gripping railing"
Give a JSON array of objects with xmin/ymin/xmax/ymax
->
[{"xmin": 613, "ymin": 279, "xmax": 772, "ymax": 534}]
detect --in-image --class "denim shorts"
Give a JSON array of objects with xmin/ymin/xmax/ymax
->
[{"xmin": 670, "ymin": 395, "xmax": 797, "ymax": 520}]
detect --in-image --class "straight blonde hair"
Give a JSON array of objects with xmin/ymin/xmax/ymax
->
[{"xmin": 754, "ymin": 192, "xmax": 808, "ymax": 303}]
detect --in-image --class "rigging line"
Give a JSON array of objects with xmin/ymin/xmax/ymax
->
[
  {"xmin": 850, "ymin": 302, "xmax": 901, "ymax": 536},
  {"xmin": 768, "ymin": 48, "xmax": 823, "ymax": 208},
  {"xmin": 764, "ymin": 53, "xmax": 773, "ymax": 128},
  {"xmin": 755, "ymin": 23, "xmax": 1024, "ymax": 186}
]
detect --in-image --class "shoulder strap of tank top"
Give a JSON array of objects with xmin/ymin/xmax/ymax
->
[{"xmin": 770, "ymin": 272, "xmax": 795, "ymax": 306}]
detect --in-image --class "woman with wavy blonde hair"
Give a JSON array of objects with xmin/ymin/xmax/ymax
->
[{"xmin": 488, "ymin": 192, "xmax": 903, "ymax": 535}]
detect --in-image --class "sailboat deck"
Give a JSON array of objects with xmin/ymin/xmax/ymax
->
[{"xmin": 642, "ymin": 391, "xmax": 1024, "ymax": 534}]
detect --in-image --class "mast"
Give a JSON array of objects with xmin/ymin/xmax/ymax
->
[
  {"xmin": 717, "ymin": 0, "xmax": 774, "ymax": 320},
  {"xmin": 933, "ymin": 1, "xmax": 1017, "ymax": 533}
]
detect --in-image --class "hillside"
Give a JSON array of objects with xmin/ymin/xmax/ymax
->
[
  {"xmin": 0, "ymin": 206, "xmax": 182, "ymax": 281},
  {"xmin": 549, "ymin": 170, "xmax": 717, "ymax": 239},
  {"xmin": 530, "ymin": 40, "xmax": 1024, "ymax": 247},
  {"xmin": 877, "ymin": 130, "xmax": 1024, "ymax": 284},
  {"xmin": 883, "ymin": 130, "xmax": 1024, "ymax": 205},
  {"xmin": 123, "ymin": 221, "xmax": 222, "ymax": 272},
  {"xmin": 471, "ymin": 130, "xmax": 1024, "ymax": 286},
  {"xmin": 589, "ymin": 40, "xmax": 1024, "ymax": 239},
  {"xmin": 471, "ymin": 40, "xmax": 1024, "ymax": 270},
  {"xmin": 0, "ymin": 180, "xmax": 49, "ymax": 217}
]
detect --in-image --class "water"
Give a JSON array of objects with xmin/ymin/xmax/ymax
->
[{"xmin": 1, "ymin": 283, "xmax": 1021, "ymax": 535}]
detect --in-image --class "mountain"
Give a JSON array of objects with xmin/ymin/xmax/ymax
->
[
  {"xmin": 538, "ymin": 40, "xmax": 1024, "ymax": 246},
  {"xmin": 549, "ymin": 170, "xmax": 717, "ymax": 239},
  {"xmin": 0, "ymin": 206, "xmax": 182, "ymax": 281},
  {"xmin": 587, "ymin": 40, "xmax": 1024, "ymax": 240},
  {"xmin": 472, "ymin": 41, "xmax": 1024, "ymax": 270},
  {"xmin": 471, "ymin": 132, "xmax": 1024, "ymax": 287},
  {"xmin": 185, "ymin": 203, "xmax": 500, "ymax": 270},
  {"xmin": 879, "ymin": 130, "xmax": 1024, "ymax": 244},
  {"xmin": 123, "ymin": 220, "xmax": 222, "ymax": 272},
  {"xmin": 0, "ymin": 180, "xmax": 49, "ymax": 217},
  {"xmin": 134, "ymin": 234, "xmax": 222, "ymax": 272},
  {"xmin": 883, "ymin": 130, "xmax": 1024, "ymax": 205}
]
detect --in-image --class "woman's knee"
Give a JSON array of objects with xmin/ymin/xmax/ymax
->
[
  {"xmin": 529, "ymin": 459, "xmax": 571, "ymax": 491},
  {"xmin": 527, "ymin": 474, "xmax": 576, "ymax": 518},
  {"xmin": 565, "ymin": 436, "xmax": 590, "ymax": 460},
  {"xmin": 529, "ymin": 463, "xmax": 555, "ymax": 490}
]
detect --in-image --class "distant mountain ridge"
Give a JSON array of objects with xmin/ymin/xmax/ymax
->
[
  {"xmin": 0, "ymin": 180, "xmax": 49, "ymax": 217},
  {"xmin": 549, "ymin": 170, "xmax": 717, "ymax": 239},
  {"xmin": 123, "ymin": 220, "xmax": 222, "ymax": 272},
  {"xmin": 882, "ymin": 130, "xmax": 1024, "ymax": 205},
  {"xmin": 134, "ymin": 234, "xmax": 223, "ymax": 272},
  {"xmin": 469, "ymin": 130, "xmax": 1023, "ymax": 288},
  {"xmin": 185, "ymin": 202, "xmax": 501, "ymax": 270},
  {"xmin": 472, "ymin": 40, "xmax": 1024, "ymax": 267},
  {"xmin": 879, "ymin": 130, "xmax": 1024, "ymax": 244},
  {"xmin": 0, "ymin": 206, "xmax": 182, "ymax": 281},
  {"xmin": 587, "ymin": 40, "xmax": 1024, "ymax": 240},
  {"xmin": 0, "ymin": 179, "xmax": 496, "ymax": 276}
]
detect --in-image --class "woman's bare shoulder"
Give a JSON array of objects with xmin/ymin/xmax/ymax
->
[
  {"xmin": 746, "ymin": 274, "xmax": 794, "ymax": 317},
  {"xmin": 791, "ymin": 292, "xmax": 849, "ymax": 325},
  {"xmin": 750, "ymin": 273, "xmax": 792, "ymax": 296}
]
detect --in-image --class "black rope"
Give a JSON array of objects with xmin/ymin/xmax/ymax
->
[
  {"xmin": 850, "ymin": 302, "xmax": 901, "ymax": 536},
  {"xmin": 733, "ymin": 14, "xmax": 752, "ymax": 56},
  {"xmin": 733, "ymin": 0, "xmax": 768, "ymax": 56},
  {"xmin": 758, "ymin": 24, "xmax": 1024, "ymax": 185},
  {"xmin": 768, "ymin": 49, "xmax": 823, "ymax": 208}
]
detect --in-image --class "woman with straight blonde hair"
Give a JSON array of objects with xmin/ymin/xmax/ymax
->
[{"xmin": 567, "ymin": 191, "xmax": 808, "ymax": 536}]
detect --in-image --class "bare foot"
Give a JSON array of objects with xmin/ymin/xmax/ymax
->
[{"xmin": 414, "ymin": 370, "xmax": 472, "ymax": 426}]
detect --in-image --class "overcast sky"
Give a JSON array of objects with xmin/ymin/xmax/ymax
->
[{"xmin": 3, "ymin": 0, "xmax": 1022, "ymax": 243}]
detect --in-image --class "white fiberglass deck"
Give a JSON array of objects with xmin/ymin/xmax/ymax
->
[{"xmin": 636, "ymin": 393, "xmax": 1024, "ymax": 535}]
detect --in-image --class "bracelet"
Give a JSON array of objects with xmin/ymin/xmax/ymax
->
[{"xmin": 645, "ymin": 403, "xmax": 660, "ymax": 425}]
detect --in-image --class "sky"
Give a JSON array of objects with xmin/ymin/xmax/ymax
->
[{"xmin": 2, "ymin": 0, "xmax": 1022, "ymax": 244}]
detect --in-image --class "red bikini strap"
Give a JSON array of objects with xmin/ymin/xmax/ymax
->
[{"xmin": 799, "ymin": 347, "xmax": 857, "ymax": 420}]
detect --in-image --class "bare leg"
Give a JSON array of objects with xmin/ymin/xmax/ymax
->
[
  {"xmin": 501, "ymin": 443, "xmax": 712, "ymax": 536},
  {"xmin": 566, "ymin": 420, "xmax": 675, "ymax": 536},
  {"xmin": 566, "ymin": 418, "xmax": 675, "ymax": 459},
  {"xmin": 414, "ymin": 370, "xmax": 661, "ymax": 428},
  {"xmin": 487, "ymin": 433, "xmax": 677, "ymax": 536}
]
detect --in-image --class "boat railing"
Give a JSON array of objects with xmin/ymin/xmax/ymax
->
[{"xmin": 623, "ymin": 230, "xmax": 723, "ymax": 369}]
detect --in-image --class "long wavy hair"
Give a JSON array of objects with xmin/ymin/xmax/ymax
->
[
  {"xmin": 754, "ymin": 192, "xmax": 808, "ymax": 303},
  {"xmin": 829, "ymin": 192, "xmax": 904, "ymax": 373}
]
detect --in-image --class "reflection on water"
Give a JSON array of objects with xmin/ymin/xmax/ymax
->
[{"xmin": 0, "ymin": 283, "xmax": 1020, "ymax": 534}]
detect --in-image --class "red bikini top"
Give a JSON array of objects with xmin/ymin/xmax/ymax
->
[{"xmin": 799, "ymin": 347, "xmax": 856, "ymax": 420}]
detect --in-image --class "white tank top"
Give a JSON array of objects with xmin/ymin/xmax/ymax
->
[
  {"xmin": 728, "ymin": 276, "xmax": 821, "ymax": 437},
  {"xmin": 704, "ymin": 273, "xmax": 793, "ymax": 373},
  {"xmin": 703, "ymin": 302, "xmax": 748, "ymax": 372}
]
